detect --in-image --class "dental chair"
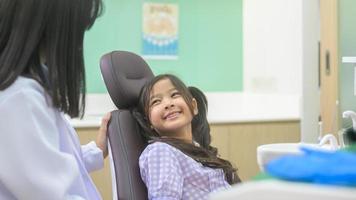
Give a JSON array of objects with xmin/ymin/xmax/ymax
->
[
  {"xmin": 100, "ymin": 51, "xmax": 153, "ymax": 200},
  {"xmin": 99, "ymin": 51, "xmax": 356, "ymax": 200}
]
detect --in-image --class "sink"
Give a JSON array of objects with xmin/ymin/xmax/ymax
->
[
  {"xmin": 256, "ymin": 143, "xmax": 337, "ymax": 171},
  {"xmin": 257, "ymin": 134, "xmax": 339, "ymax": 171}
]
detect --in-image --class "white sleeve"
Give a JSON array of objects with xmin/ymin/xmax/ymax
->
[
  {"xmin": 0, "ymin": 89, "xmax": 83, "ymax": 200},
  {"xmin": 81, "ymin": 141, "xmax": 104, "ymax": 173}
]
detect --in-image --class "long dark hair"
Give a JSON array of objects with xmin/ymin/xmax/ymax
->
[
  {"xmin": 133, "ymin": 74, "xmax": 241, "ymax": 184},
  {"xmin": 0, "ymin": 0, "xmax": 103, "ymax": 118}
]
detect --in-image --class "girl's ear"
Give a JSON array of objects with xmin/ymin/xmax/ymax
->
[{"xmin": 192, "ymin": 98, "xmax": 199, "ymax": 115}]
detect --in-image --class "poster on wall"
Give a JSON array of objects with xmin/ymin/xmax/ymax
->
[{"xmin": 142, "ymin": 3, "xmax": 179, "ymax": 59}]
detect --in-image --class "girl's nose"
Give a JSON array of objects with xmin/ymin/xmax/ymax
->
[{"xmin": 164, "ymin": 101, "xmax": 174, "ymax": 109}]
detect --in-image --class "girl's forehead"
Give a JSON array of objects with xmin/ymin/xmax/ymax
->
[
  {"xmin": 154, "ymin": 78, "xmax": 173, "ymax": 87},
  {"xmin": 151, "ymin": 79, "xmax": 176, "ymax": 93}
]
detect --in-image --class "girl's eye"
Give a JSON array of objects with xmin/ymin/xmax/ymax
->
[
  {"xmin": 171, "ymin": 92, "xmax": 181, "ymax": 97},
  {"xmin": 150, "ymin": 99, "xmax": 160, "ymax": 106}
]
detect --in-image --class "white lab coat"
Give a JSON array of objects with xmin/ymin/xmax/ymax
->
[{"xmin": 0, "ymin": 77, "xmax": 103, "ymax": 200}]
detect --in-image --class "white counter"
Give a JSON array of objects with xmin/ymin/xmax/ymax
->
[
  {"xmin": 206, "ymin": 93, "xmax": 300, "ymax": 123},
  {"xmin": 70, "ymin": 93, "xmax": 301, "ymax": 128}
]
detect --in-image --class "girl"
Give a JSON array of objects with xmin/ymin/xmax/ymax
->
[
  {"xmin": 133, "ymin": 74, "xmax": 241, "ymax": 200},
  {"xmin": 0, "ymin": 0, "xmax": 109, "ymax": 199}
]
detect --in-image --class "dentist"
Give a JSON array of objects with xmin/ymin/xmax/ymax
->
[{"xmin": 0, "ymin": 0, "xmax": 109, "ymax": 199}]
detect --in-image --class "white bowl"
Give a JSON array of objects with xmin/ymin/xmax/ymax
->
[{"xmin": 256, "ymin": 143, "xmax": 319, "ymax": 171}]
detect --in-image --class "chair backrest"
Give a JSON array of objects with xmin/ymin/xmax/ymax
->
[{"xmin": 100, "ymin": 51, "xmax": 154, "ymax": 200}]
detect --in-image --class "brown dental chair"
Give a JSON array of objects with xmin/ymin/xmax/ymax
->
[{"xmin": 100, "ymin": 51, "xmax": 153, "ymax": 200}]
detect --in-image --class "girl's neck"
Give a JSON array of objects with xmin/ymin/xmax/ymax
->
[
  {"xmin": 160, "ymin": 128, "xmax": 193, "ymax": 143},
  {"xmin": 170, "ymin": 135, "xmax": 192, "ymax": 143}
]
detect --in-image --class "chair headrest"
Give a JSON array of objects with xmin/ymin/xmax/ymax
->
[{"xmin": 100, "ymin": 51, "xmax": 154, "ymax": 109}]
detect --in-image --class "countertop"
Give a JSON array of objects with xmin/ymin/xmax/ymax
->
[{"xmin": 70, "ymin": 93, "xmax": 300, "ymax": 128}]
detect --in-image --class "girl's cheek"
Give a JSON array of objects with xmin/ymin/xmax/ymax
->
[{"xmin": 149, "ymin": 109, "xmax": 158, "ymax": 121}]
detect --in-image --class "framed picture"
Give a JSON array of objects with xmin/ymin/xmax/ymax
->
[{"xmin": 142, "ymin": 3, "xmax": 179, "ymax": 59}]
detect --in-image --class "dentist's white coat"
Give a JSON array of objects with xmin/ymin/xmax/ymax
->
[{"xmin": 0, "ymin": 77, "xmax": 103, "ymax": 200}]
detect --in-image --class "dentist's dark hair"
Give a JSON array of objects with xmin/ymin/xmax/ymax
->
[
  {"xmin": 132, "ymin": 74, "xmax": 241, "ymax": 184},
  {"xmin": 0, "ymin": 0, "xmax": 103, "ymax": 118}
]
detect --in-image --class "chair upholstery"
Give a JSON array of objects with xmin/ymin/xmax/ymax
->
[{"xmin": 100, "ymin": 51, "xmax": 154, "ymax": 200}]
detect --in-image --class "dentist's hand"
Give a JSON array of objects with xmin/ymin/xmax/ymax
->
[{"xmin": 96, "ymin": 112, "xmax": 111, "ymax": 159}]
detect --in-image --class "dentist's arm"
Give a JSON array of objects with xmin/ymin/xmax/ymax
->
[
  {"xmin": 0, "ymin": 89, "xmax": 84, "ymax": 200},
  {"xmin": 96, "ymin": 112, "xmax": 111, "ymax": 158},
  {"xmin": 81, "ymin": 112, "xmax": 111, "ymax": 173}
]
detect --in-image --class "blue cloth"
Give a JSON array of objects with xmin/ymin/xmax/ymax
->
[{"xmin": 265, "ymin": 147, "xmax": 356, "ymax": 187}]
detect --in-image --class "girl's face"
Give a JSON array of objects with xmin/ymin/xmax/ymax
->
[{"xmin": 148, "ymin": 78, "xmax": 197, "ymax": 139}]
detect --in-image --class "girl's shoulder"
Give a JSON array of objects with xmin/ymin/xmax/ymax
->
[
  {"xmin": 139, "ymin": 141, "xmax": 201, "ymax": 168},
  {"xmin": 139, "ymin": 141, "xmax": 188, "ymax": 164},
  {"xmin": 142, "ymin": 141, "xmax": 179, "ymax": 156}
]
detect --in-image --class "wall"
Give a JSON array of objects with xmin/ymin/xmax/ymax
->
[
  {"xmin": 243, "ymin": 0, "xmax": 319, "ymax": 142},
  {"xmin": 83, "ymin": 0, "xmax": 243, "ymax": 93},
  {"xmin": 243, "ymin": 0, "xmax": 303, "ymax": 94},
  {"xmin": 300, "ymin": 0, "xmax": 320, "ymax": 142},
  {"xmin": 339, "ymin": 0, "xmax": 356, "ymax": 127}
]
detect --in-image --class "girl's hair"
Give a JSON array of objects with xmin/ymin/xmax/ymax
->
[
  {"xmin": 133, "ymin": 74, "xmax": 241, "ymax": 184},
  {"xmin": 0, "ymin": 0, "xmax": 103, "ymax": 118}
]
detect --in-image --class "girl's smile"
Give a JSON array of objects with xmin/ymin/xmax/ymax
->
[{"xmin": 163, "ymin": 110, "xmax": 182, "ymax": 120}]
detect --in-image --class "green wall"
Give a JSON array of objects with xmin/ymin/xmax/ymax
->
[
  {"xmin": 84, "ymin": 0, "xmax": 243, "ymax": 93},
  {"xmin": 339, "ymin": 0, "xmax": 356, "ymax": 127}
]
